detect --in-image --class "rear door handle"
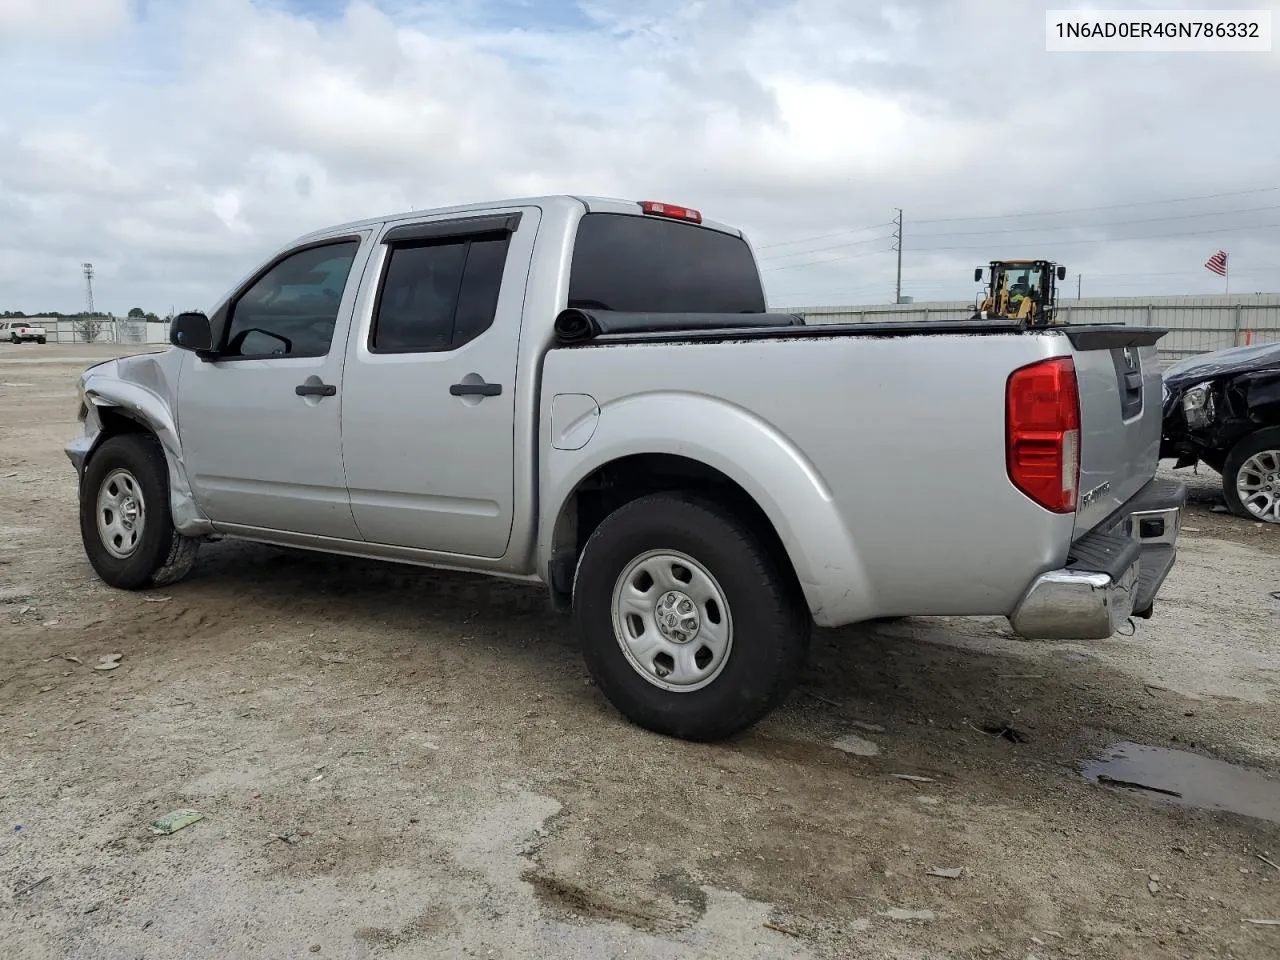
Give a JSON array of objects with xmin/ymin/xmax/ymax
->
[
  {"xmin": 450, "ymin": 381, "xmax": 502, "ymax": 398},
  {"xmin": 296, "ymin": 381, "xmax": 337, "ymax": 397}
]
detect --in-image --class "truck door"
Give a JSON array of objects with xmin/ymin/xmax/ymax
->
[
  {"xmin": 175, "ymin": 233, "xmax": 373, "ymax": 540},
  {"xmin": 340, "ymin": 206, "xmax": 539, "ymax": 558}
]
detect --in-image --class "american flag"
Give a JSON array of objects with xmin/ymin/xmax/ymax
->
[{"xmin": 1204, "ymin": 250, "xmax": 1228, "ymax": 276}]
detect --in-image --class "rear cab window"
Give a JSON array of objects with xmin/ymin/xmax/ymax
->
[{"xmin": 568, "ymin": 213, "xmax": 765, "ymax": 314}]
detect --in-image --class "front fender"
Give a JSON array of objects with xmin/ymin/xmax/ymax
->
[
  {"xmin": 69, "ymin": 356, "xmax": 213, "ymax": 537},
  {"xmin": 539, "ymin": 391, "xmax": 874, "ymax": 626}
]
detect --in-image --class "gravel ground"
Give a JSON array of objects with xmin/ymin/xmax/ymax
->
[{"xmin": 2, "ymin": 343, "xmax": 1278, "ymax": 960}]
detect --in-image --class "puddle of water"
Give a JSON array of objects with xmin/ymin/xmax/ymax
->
[{"xmin": 1083, "ymin": 741, "xmax": 1280, "ymax": 826}]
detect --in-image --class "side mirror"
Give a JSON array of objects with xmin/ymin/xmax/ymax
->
[
  {"xmin": 1056, "ymin": 265, "xmax": 1067, "ymax": 280},
  {"xmin": 974, "ymin": 268, "xmax": 983, "ymax": 282},
  {"xmin": 170, "ymin": 312, "xmax": 213, "ymax": 354}
]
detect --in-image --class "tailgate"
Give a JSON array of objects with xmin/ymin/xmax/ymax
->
[{"xmin": 1065, "ymin": 327, "xmax": 1165, "ymax": 537}]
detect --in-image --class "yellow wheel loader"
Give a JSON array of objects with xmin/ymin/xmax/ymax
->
[{"xmin": 972, "ymin": 259, "xmax": 1067, "ymax": 327}]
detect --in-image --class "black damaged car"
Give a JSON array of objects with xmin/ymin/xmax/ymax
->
[{"xmin": 1160, "ymin": 341, "xmax": 1280, "ymax": 523}]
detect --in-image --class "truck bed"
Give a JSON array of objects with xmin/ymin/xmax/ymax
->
[{"xmin": 540, "ymin": 320, "xmax": 1167, "ymax": 626}]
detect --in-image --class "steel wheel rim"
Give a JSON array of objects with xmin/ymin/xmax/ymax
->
[
  {"xmin": 96, "ymin": 468, "xmax": 147, "ymax": 559},
  {"xmin": 1236, "ymin": 448, "xmax": 1280, "ymax": 523},
  {"xmin": 610, "ymin": 549, "xmax": 734, "ymax": 692}
]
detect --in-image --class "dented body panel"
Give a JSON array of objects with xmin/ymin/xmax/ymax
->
[
  {"xmin": 68, "ymin": 351, "xmax": 214, "ymax": 536},
  {"xmin": 1160, "ymin": 342, "xmax": 1280, "ymax": 467}
]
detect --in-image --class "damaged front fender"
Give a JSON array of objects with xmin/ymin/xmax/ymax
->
[
  {"xmin": 1161, "ymin": 343, "xmax": 1280, "ymax": 465},
  {"xmin": 66, "ymin": 352, "xmax": 214, "ymax": 537}
]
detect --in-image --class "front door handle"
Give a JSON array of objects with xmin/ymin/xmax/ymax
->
[
  {"xmin": 296, "ymin": 381, "xmax": 337, "ymax": 397},
  {"xmin": 450, "ymin": 381, "xmax": 502, "ymax": 398}
]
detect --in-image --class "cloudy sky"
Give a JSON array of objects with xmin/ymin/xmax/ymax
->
[{"xmin": 2, "ymin": 0, "xmax": 1278, "ymax": 315}]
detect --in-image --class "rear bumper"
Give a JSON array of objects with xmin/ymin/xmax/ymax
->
[{"xmin": 1009, "ymin": 478, "xmax": 1187, "ymax": 640}]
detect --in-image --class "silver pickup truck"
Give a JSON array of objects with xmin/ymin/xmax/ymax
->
[{"xmin": 67, "ymin": 194, "xmax": 1186, "ymax": 741}]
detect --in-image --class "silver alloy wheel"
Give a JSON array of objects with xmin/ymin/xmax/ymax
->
[
  {"xmin": 1236, "ymin": 448, "xmax": 1280, "ymax": 523},
  {"xmin": 610, "ymin": 548, "xmax": 734, "ymax": 692},
  {"xmin": 97, "ymin": 468, "xmax": 147, "ymax": 559}
]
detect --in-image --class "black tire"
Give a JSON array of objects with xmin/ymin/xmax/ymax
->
[
  {"xmin": 1222, "ymin": 427, "xmax": 1280, "ymax": 523},
  {"xmin": 79, "ymin": 433, "xmax": 200, "ymax": 589},
  {"xmin": 572, "ymin": 492, "xmax": 811, "ymax": 742},
  {"xmin": 36, "ymin": 337, "xmax": 46, "ymax": 344}
]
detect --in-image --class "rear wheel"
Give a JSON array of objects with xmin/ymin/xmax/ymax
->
[
  {"xmin": 1222, "ymin": 427, "xmax": 1280, "ymax": 523},
  {"xmin": 79, "ymin": 433, "xmax": 200, "ymax": 588},
  {"xmin": 572, "ymin": 492, "xmax": 810, "ymax": 741},
  {"xmin": 36, "ymin": 336, "xmax": 46, "ymax": 344}
]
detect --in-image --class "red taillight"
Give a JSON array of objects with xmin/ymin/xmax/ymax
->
[
  {"xmin": 1006, "ymin": 357, "xmax": 1080, "ymax": 513},
  {"xmin": 639, "ymin": 200, "xmax": 702, "ymax": 224}
]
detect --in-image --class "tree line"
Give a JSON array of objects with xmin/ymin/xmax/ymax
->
[{"xmin": 2, "ymin": 308, "xmax": 171, "ymax": 322}]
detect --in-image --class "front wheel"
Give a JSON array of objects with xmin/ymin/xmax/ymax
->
[
  {"xmin": 572, "ymin": 492, "xmax": 810, "ymax": 742},
  {"xmin": 79, "ymin": 433, "xmax": 200, "ymax": 588},
  {"xmin": 1223, "ymin": 428, "xmax": 1280, "ymax": 523},
  {"xmin": 36, "ymin": 337, "xmax": 46, "ymax": 344}
]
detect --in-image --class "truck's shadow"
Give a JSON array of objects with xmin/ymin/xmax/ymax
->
[{"xmin": 172, "ymin": 537, "xmax": 1270, "ymax": 795}]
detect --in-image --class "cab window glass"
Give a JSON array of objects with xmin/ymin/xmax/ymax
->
[{"xmin": 224, "ymin": 241, "xmax": 359, "ymax": 358}]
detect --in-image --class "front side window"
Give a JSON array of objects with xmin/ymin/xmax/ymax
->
[
  {"xmin": 370, "ymin": 233, "xmax": 510, "ymax": 354},
  {"xmin": 223, "ymin": 240, "xmax": 360, "ymax": 359}
]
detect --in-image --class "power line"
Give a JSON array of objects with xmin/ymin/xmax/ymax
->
[
  {"xmin": 757, "ymin": 245, "xmax": 890, "ymax": 272},
  {"xmin": 912, "ymin": 186, "xmax": 1280, "ymax": 224},
  {"xmin": 763, "ymin": 213, "xmax": 1280, "ymax": 272},
  {"xmin": 760, "ymin": 249, "xmax": 893, "ymax": 272},
  {"xmin": 911, "ymin": 203, "xmax": 1280, "ymax": 239},
  {"xmin": 756, "ymin": 232, "xmax": 894, "ymax": 262},
  {"xmin": 754, "ymin": 221, "xmax": 894, "ymax": 251},
  {"xmin": 747, "ymin": 186, "xmax": 1280, "ymax": 261},
  {"xmin": 912, "ymin": 221, "xmax": 1280, "ymax": 253}
]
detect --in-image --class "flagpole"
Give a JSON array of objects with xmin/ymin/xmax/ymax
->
[{"xmin": 1225, "ymin": 255, "xmax": 1229, "ymax": 296}]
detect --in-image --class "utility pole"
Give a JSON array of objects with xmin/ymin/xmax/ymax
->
[
  {"xmin": 83, "ymin": 263, "xmax": 95, "ymax": 314},
  {"xmin": 891, "ymin": 208, "xmax": 903, "ymax": 303},
  {"xmin": 1076, "ymin": 273, "xmax": 1082, "ymax": 300}
]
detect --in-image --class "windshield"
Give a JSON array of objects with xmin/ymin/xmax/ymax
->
[{"xmin": 997, "ymin": 264, "xmax": 1043, "ymax": 294}]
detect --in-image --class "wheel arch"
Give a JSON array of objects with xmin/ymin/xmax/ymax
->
[
  {"xmin": 80, "ymin": 378, "xmax": 213, "ymax": 537},
  {"xmin": 538, "ymin": 397, "xmax": 875, "ymax": 626},
  {"xmin": 1223, "ymin": 424, "xmax": 1280, "ymax": 522}
]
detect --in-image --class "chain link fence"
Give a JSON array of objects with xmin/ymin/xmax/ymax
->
[{"xmin": 8, "ymin": 318, "xmax": 168, "ymax": 346}]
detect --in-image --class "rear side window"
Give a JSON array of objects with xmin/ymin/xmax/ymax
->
[
  {"xmin": 568, "ymin": 213, "xmax": 766, "ymax": 314},
  {"xmin": 370, "ymin": 234, "xmax": 510, "ymax": 353}
]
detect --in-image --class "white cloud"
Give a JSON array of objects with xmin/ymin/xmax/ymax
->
[
  {"xmin": 0, "ymin": 0, "xmax": 1277, "ymax": 314},
  {"xmin": 0, "ymin": 0, "xmax": 131, "ymax": 38}
]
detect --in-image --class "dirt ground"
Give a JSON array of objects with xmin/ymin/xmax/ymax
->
[{"xmin": 2, "ymin": 342, "xmax": 1278, "ymax": 960}]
